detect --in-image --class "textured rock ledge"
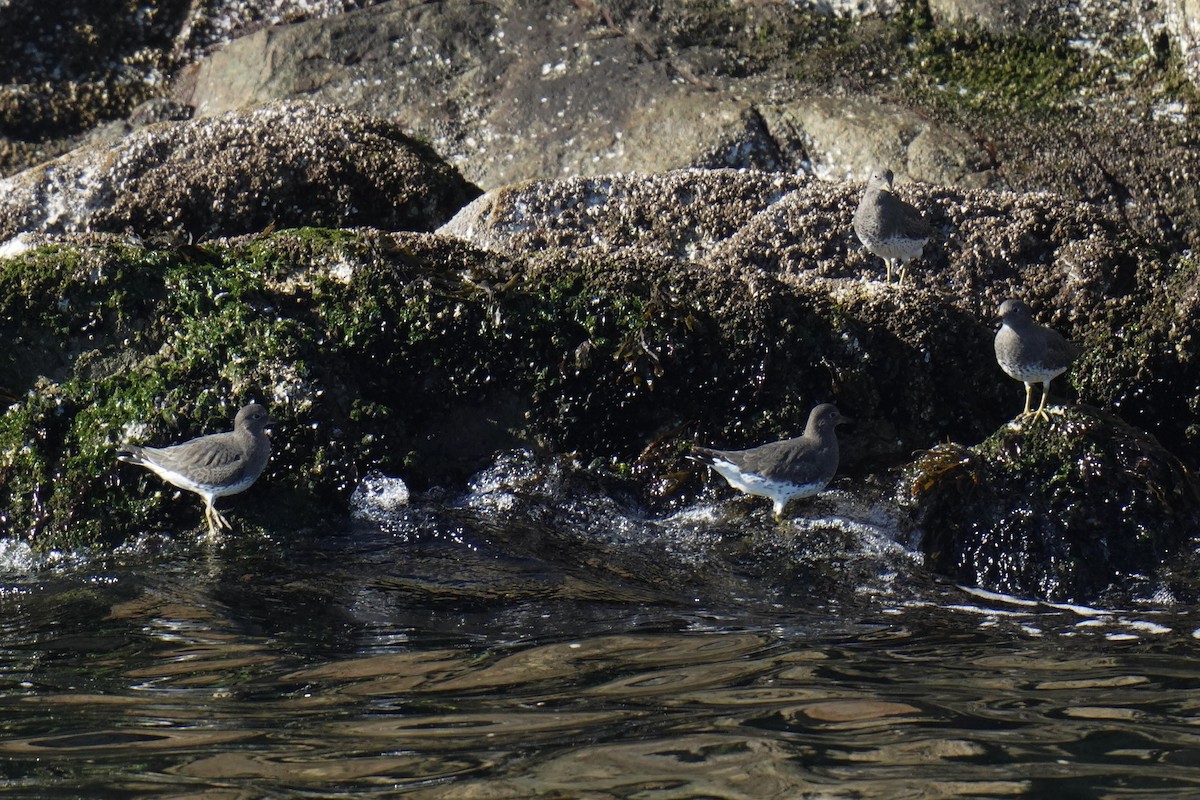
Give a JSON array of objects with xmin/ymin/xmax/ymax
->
[
  {"xmin": 0, "ymin": 104, "xmax": 479, "ymax": 241},
  {"xmin": 0, "ymin": 166, "xmax": 1196, "ymax": 604}
]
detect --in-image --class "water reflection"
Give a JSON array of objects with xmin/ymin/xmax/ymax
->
[{"xmin": 1, "ymin": 486, "xmax": 1199, "ymax": 798}]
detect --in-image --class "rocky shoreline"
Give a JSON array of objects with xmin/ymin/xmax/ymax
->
[{"xmin": 0, "ymin": 1, "xmax": 1198, "ymax": 603}]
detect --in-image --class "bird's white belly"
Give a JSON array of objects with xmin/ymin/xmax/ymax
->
[
  {"xmin": 997, "ymin": 357, "xmax": 1067, "ymax": 384},
  {"xmin": 711, "ymin": 461, "xmax": 825, "ymax": 505},
  {"xmin": 868, "ymin": 236, "xmax": 925, "ymax": 261},
  {"xmin": 144, "ymin": 463, "xmax": 253, "ymax": 500}
]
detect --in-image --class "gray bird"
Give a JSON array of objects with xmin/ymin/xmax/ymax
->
[
  {"xmin": 117, "ymin": 403, "xmax": 272, "ymax": 536},
  {"xmin": 994, "ymin": 298, "xmax": 1079, "ymax": 422},
  {"xmin": 853, "ymin": 169, "xmax": 932, "ymax": 286},
  {"xmin": 692, "ymin": 403, "xmax": 849, "ymax": 519}
]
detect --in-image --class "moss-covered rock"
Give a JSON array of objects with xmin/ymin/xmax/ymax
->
[
  {"xmin": 0, "ymin": 219, "xmax": 1013, "ymax": 549},
  {"xmin": 0, "ymin": 226, "xmax": 842, "ymax": 547},
  {"xmin": 0, "ymin": 230, "xmax": 507, "ymax": 547},
  {"xmin": 0, "ymin": 162, "xmax": 1195, "ymax": 610},
  {"xmin": 907, "ymin": 406, "xmax": 1200, "ymax": 603}
]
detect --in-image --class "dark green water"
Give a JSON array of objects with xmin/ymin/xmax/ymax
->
[{"xmin": 2, "ymin": 456, "xmax": 1200, "ymax": 799}]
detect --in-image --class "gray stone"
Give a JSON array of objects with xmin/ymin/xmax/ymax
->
[
  {"xmin": 440, "ymin": 169, "xmax": 804, "ymax": 260},
  {"xmin": 180, "ymin": 2, "xmax": 789, "ymax": 190},
  {"xmin": 1162, "ymin": 0, "xmax": 1200, "ymax": 86},
  {"xmin": 927, "ymin": 0, "xmax": 1062, "ymax": 34},
  {"xmin": 0, "ymin": 103, "xmax": 478, "ymax": 241},
  {"xmin": 758, "ymin": 96, "xmax": 995, "ymax": 188}
]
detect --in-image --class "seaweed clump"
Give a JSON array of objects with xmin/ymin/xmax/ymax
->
[{"xmin": 908, "ymin": 406, "xmax": 1200, "ymax": 603}]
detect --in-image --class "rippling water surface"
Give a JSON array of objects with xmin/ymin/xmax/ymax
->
[{"xmin": 2, "ymin": 454, "xmax": 1200, "ymax": 799}]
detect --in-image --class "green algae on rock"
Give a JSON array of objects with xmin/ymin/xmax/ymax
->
[
  {"xmin": 0, "ymin": 221, "xmax": 975, "ymax": 548},
  {"xmin": 0, "ymin": 231, "xmax": 483, "ymax": 547},
  {"xmin": 0, "ymin": 227, "xmax": 819, "ymax": 547},
  {"xmin": 908, "ymin": 406, "xmax": 1200, "ymax": 604}
]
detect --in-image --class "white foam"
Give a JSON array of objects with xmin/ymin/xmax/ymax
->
[
  {"xmin": 0, "ymin": 539, "xmax": 75, "ymax": 575},
  {"xmin": 958, "ymin": 585, "xmax": 1040, "ymax": 607},
  {"xmin": 350, "ymin": 473, "xmax": 410, "ymax": 521}
]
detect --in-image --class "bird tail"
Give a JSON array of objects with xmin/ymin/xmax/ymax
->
[
  {"xmin": 116, "ymin": 444, "xmax": 145, "ymax": 464},
  {"xmin": 688, "ymin": 447, "xmax": 721, "ymax": 465}
]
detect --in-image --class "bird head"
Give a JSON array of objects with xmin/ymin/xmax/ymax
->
[
  {"xmin": 809, "ymin": 403, "xmax": 851, "ymax": 433},
  {"xmin": 235, "ymin": 403, "xmax": 273, "ymax": 433},
  {"xmin": 866, "ymin": 169, "xmax": 895, "ymax": 193},
  {"xmin": 996, "ymin": 298, "xmax": 1033, "ymax": 327}
]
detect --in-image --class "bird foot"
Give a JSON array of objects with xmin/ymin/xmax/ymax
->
[
  {"xmin": 203, "ymin": 505, "xmax": 234, "ymax": 538},
  {"xmin": 1015, "ymin": 406, "xmax": 1061, "ymax": 424}
]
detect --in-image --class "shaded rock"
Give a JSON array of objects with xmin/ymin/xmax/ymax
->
[
  {"xmin": 1070, "ymin": 252, "xmax": 1200, "ymax": 466},
  {"xmin": 0, "ymin": 0, "xmax": 186, "ymax": 174},
  {"xmin": 0, "ymin": 103, "xmax": 479, "ymax": 241},
  {"xmin": 0, "ymin": 0, "xmax": 391, "ymax": 177},
  {"xmin": 906, "ymin": 406, "xmax": 1200, "ymax": 604}
]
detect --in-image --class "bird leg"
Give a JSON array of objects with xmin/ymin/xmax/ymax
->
[
  {"xmin": 202, "ymin": 499, "xmax": 233, "ymax": 537},
  {"xmin": 202, "ymin": 503, "xmax": 218, "ymax": 538},
  {"xmin": 1021, "ymin": 383, "xmax": 1035, "ymax": 418},
  {"xmin": 885, "ymin": 259, "xmax": 894, "ymax": 285},
  {"xmin": 897, "ymin": 260, "xmax": 908, "ymax": 287},
  {"xmin": 1031, "ymin": 381, "xmax": 1052, "ymax": 422}
]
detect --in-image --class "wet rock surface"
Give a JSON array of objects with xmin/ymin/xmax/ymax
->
[
  {"xmin": 0, "ymin": 160, "xmax": 1195, "ymax": 606},
  {"xmin": 908, "ymin": 406, "xmax": 1200, "ymax": 604},
  {"xmin": 0, "ymin": 2, "xmax": 1199, "ymax": 604}
]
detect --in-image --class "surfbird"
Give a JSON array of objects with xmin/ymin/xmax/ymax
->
[
  {"xmin": 691, "ymin": 403, "xmax": 849, "ymax": 519},
  {"xmin": 117, "ymin": 403, "xmax": 272, "ymax": 536},
  {"xmin": 994, "ymin": 298, "xmax": 1079, "ymax": 422},
  {"xmin": 853, "ymin": 169, "xmax": 932, "ymax": 286}
]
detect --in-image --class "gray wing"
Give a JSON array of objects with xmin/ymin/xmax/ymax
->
[
  {"xmin": 1041, "ymin": 326, "xmax": 1080, "ymax": 371},
  {"xmin": 140, "ymin": 432, "xmax": 249, "ymax": 484},
  {"xmin": 879, "ymin": 192, "xmax": 932, "ymax": 239},
  {"xmin": 696, "ymin": 438, "xmax": 829, "ymax": 485}
]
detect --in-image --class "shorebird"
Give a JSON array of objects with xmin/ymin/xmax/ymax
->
[
  {"xmin": 118, "ymin": 403, "xmax": 272, "ymax": 536},
  {"xmin": 993, "ymin": 298, "xmax": 1079, "ymax": 422},
  {"xmin": 692, "ymin": 403, "xmax": 849, "ymax": 519},
  {"xmin": 853, "ymin": 169, "xmax": 932, "ymax": 286}
]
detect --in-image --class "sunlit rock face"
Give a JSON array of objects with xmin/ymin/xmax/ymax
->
[{"xmin": 0, "ymin": 104, "xmax": 479, "ymax": 241}]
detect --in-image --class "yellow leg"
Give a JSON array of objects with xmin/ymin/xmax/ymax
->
[
  {"xmin": 885, "ymin": 259, "xmax": 894, "ymax": 285},
  {"xmin": 1020, "ymin": 383, "xmax": 1035, "ymax": 418},
  {"xmin": 1032, "ymin": 380, "xmax": 1052, "ymax": 422},
  {"xmin": 202, "ymin": 499, "xmax": 233, "ymax": 536},
  {"xmin": 202, "ymin": 502, "xmax": 217, "ymax": 537}
]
